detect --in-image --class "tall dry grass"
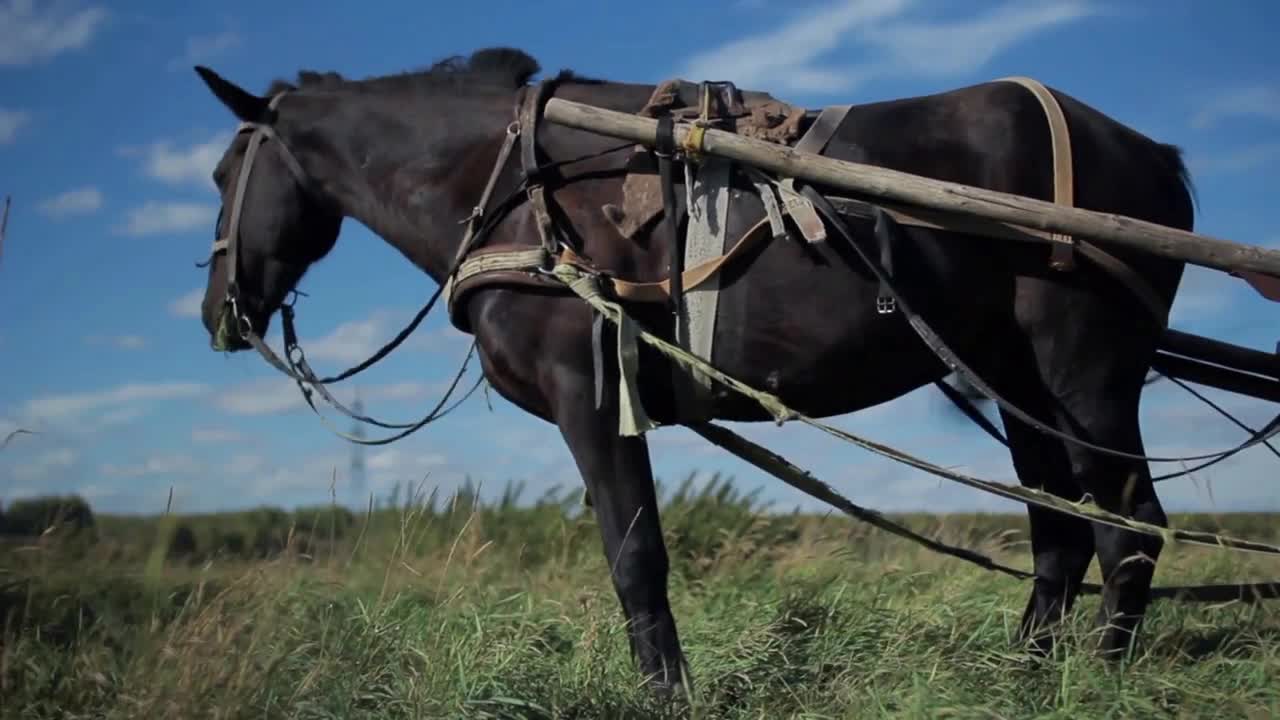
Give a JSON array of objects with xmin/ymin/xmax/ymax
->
[{"xmin": 2, "ymin": 474, "xmax": 1278, "ymax": 718}]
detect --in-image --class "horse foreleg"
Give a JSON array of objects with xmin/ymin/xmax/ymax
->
[{"xmin": 551, "ymin": 364, "xmax": 689, "ymax": 693}]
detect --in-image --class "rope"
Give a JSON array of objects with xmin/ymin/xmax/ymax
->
[
  {"xmin": 550, "ymin": 261, "xmax": 1280, "ymax": 559},
  {"xmin": 689, "ymin": 421, "xmax": 1280, "ymax": 603}
]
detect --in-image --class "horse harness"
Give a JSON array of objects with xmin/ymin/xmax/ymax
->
[
  {"xmin": 442, "ymin": 76, "xmax": 1172, "ymax": 331},
  {"xmin": 206, "ymin": 72, "xmax": 1175, "ymax": 442},
  {"xmin": 438, "ymin": 75, "xmax": 1175, "ymax": 427}
]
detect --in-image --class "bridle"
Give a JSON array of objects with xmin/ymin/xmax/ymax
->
[
  {"xmin": 206, "ymin": 91, "xmax": 317, "ymax": 352},
  {"xmin": 200, "ymin": 87, "xmax": 501, "ymax": 445}
]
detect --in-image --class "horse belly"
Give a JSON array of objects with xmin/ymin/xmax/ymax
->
[{"xmin": 705, "ymin": 264, "xmax": 955, "ymax": 421}]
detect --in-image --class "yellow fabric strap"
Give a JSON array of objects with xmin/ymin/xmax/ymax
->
[{"xmin": 554, "ymin": 264, "xmax": 658, "ymax": 436}]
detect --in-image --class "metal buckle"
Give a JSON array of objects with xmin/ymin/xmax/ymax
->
[{"xmin": 876, "ymin": 296, "xmax": 896, "ymax": 315}]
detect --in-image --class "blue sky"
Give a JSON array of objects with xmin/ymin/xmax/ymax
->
[{"xmin": 1, "ymin": 0, "xmax": 1278, "ymax": 516}]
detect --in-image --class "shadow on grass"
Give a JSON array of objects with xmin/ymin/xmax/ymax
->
[{"xmin": 1152, "ymin": 625, "xmax": 1280, "ymax": 662}]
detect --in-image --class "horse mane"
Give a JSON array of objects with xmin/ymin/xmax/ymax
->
[{"xmin": 265, "ymin": 46, "xmax": 604, "ymax": 97}]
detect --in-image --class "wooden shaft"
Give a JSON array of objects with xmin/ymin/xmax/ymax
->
[
  {"xmin": 1159, "ymin": 328, "xmax": 1280, "ymax": 380},
  {"xmin": 1151, "ymin": 352, "xmax": 1280, "ymax": 404},
  {"xmin": 544, "ymin": 98, "xmax": 1280, "ymax": 278}
]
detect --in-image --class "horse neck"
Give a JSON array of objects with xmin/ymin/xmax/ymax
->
[{"xmin": 301, "ymin": 88, "xmax": 518, "ymax": 283}]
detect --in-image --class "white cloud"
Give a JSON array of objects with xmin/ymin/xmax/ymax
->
[
  {"xmin": 168, "ymin": 30, "xmax": 241, "ymax": 71},
  {"xmin": 213, "ymin": 376, "xmax": 436, "ymax": 417},
  {"xmin": 191, "ymin": 426, "xmax": 242, "ymax": 444},
  {"xmin": 860, "ymin": 2, "xmax": 1099, "ymax": 79},
  {"xmin": 361, "ymin": 447, "xmax": 457, "ymax": 501},
  {"xmin": 117, "ymin": 201, "xmax": 217, "ymax": 237},
  {"xmin": 1187, "ymin": 142, "xmax": 1280, "ymax": 176},
  {"xmin": 21, "ymin": 381, "xmax": 208, "ymax": 425},
  {"xmin": 406, "ymin": 323, "xmax": 475, "ymax": 355},
  {"xmin": 102, "ymin": 453, "xmax": 202, "ymax": 479},
  {"xmin": 10, "ymin": 447, "xmax": 78, "ymax": 481},
  {"xmin": 124, "ymin": 131, "xmax": 232, "ymax": 191},
  {"xmin": 214, "ymin": 377, "xmax": 302, "ymax": 417},
  {"xmin": 1191, "ymin": 86, "xmax": 1280, "ymax": 130},
  {"xmin": 168, "ymin": 287, "xmax": 205, "ymax": 318},
  {"xmin": 246, "ymin": 310, "xmax": 470, "ymax": 369},
  {"xmin": 0, "ymin": 107, "xmax": 29, "ymax": 144},
  {"xmin": 225, "ymin": 453, "xmax": 263, "ymax": 475},
  {"xmin": 304, "ymin": 312, "xmax": 397, "ymax": 365},
  {"xmin": 95, "ymin": 406, "xmax": 143, "ymax": 428},
  {"xmin": 368, "ymin": 382, "xmax": 431, "ymax": 401},
  {"xmin": 195, "ymin": 439, "xmax": 466, "ymax": 510},
  {"xmin": 38, "ymin": 186, "xmax": 102, "ymax": 218},
  {"xmin": 367, "ymin": 448, "xmax": 447, "ymax": 473},
  {"xmin": 84, "ymin": 333, "xmax": 147, "ymax": 350},
  {"xmin": 680, "ymin": 0, "xmax": 1099, "ymax": 96},
  {"xmin": 0, "ymin": 1, "xmax": 108, "ymax": 66},
  {"xmin": 681, "ymin": 0, "xmax": 909, "ymax": 94},
  {"xmin": 296, "ymin": 310, "xmax": 472, "ymax": 366}
]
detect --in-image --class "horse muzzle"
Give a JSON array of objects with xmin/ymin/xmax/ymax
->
[{"xmin": 211, "ymin": 301, "xmax": 253, "ymax": 352}]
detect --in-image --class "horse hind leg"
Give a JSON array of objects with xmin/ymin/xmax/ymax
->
[
  {"xmin": 991, "ymin": 349, "xmax": 1097, "ymax": 656},
  {"xmin": 1014, "ymin": 294, "xmax": 1167, "ymax": 659},
  {"xmin": 1074, "ymin": 407, "xmax": 1166, "ymax": 660}
]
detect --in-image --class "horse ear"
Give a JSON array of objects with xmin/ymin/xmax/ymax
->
[{"xmin": 194, "ymin": 65, "xmax": 270, "ymax": 123}]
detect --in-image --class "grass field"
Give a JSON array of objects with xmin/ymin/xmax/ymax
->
[{"xmin": 2, "ymin": 475, "xmax": 1279, "ymax": 719}]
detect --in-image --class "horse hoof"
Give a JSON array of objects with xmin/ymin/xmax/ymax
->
[
  {"xmin": 1093, "ymin": 609, "xmax": 1142, "ymax": 663},
  {"xmin": 644, "ymin": 669, "xmax": 693, "ymax": 704},
  {"xmin": 1022, "ymin": 631, "xmax": 1056, "ymax": 658},
  {"xmin": 1095, "ymin": 630, "xmax": 1137, "ymax": 663}
]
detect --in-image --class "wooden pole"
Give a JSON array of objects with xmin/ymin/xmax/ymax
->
[
  {"xmin": 1151, "ymin": 352, "xmax": 1280, "ymax": 405},
  {"xmin": 543, "ymin": 98, "xmax": 1280, "ymax": 278},
  {"xmin": 1160, "ymin": 328, "xmax": 1280, "ymax": 380}
]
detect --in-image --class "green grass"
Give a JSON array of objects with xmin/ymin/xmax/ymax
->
[{"xmin": 2, "ymin": 475, "xmax": 1279, "ymax": 719}]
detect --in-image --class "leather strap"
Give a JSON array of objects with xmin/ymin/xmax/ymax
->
[
  {"xmin": 997, "ymin": 76, "xmax": 1076, "ymax": 270},
  {"xmin": 777, "ymin": 106, "xmax": 851, "ymax": 245},
  {"xmin": 560, "ymin": 216, "xmax": 773, "ymax": 304},
  {"xmin": 794, "ymin": 104, "xmax": 852, "ymax": 155},
  {"xmin": 520, "ymin": 79, "xmax": 560, "ymax": 255},
  {"xmin": 655, "ymin": 115, "xmax": 682, "ymax": 316},
  {"xmin": 469, "ymin": 190, "xmax": 1170, "ymax": 329}
]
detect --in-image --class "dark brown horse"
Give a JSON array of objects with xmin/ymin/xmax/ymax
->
[{"xmin": 190, "ymin": 47, "xmax": 1195, "ymax": 692}]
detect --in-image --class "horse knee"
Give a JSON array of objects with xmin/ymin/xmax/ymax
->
[{"xmin": 610, "ymin": 540, "xmax": 670, "ymax": 602}]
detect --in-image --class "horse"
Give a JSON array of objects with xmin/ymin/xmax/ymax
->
[{"xmin": 189, "ymin": 47, "xmax": 1195, "ymax": 693}]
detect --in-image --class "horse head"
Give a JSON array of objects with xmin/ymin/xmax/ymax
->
[{"xmin": 193, "ymin": 66, "xmax": 343, "ymax": 352}]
